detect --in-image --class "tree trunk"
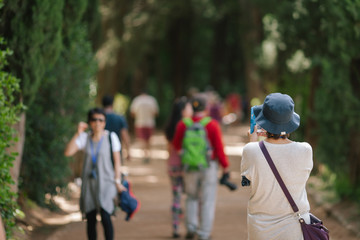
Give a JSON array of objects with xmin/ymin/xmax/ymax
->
[
  {"xmin": 305, "ymin": 66, "xmax": 321, "ymax": 147},
  {"xmin": 96, "ymin": 0, "xmax": 130, "ymax": 104},
  {"xmin": 349, "ymin": 133, "xmax": 360, "ymax": 186},
  {"xmin": 210, "ymin": 11, "xmax": 228, "ymax": 90},
  {"xmin": 168, "ymin": 6, "xmax": 192, "ymax": 98},
  {"xmin": 239, "ymin": 0, "xmax": 264, "ymax": 101},
  {"xmin": 348, "ymin": 58, "xmax": 360, "ymax": 185},
  {"xmin": 132, "ymin": 59, "xmax": 149, "ymax": 96},
  {"xmin": 303, "ymin": 66, "xmax": 322, "ymax": 173},
  {"xmin": 8, "ymin": 112, "xmax": 26, "ymax": 195}
]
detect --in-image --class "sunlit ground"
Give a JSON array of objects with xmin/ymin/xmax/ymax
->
[
  {"xmin": 23, "ymin": 125, "xmax": 360, "ymax": 240},
  {"xmin": 129, "ymin": 145, "xmax": 244, "ymax": 161}
]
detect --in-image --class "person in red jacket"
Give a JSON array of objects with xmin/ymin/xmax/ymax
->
[{"xmin": 172, "ymin": 95, "xmax": 230, "ymax": 240}]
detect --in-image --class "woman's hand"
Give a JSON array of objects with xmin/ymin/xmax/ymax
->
[
  {"xmin": 248, "ymin": 125, "xmax": 267, "ymax": 142},
  {"xmin": 77, "ymin": 121, "xmax": 88, "ymax": 135},
  {"xmin": 64, "ymin": 121, "xmax": 88, "ymax": 157},
  {"xmin": 247, "ymin": 125, "xmax": 259, "ymax": 142},
  {"xmin": 116, "ymin": 182, "xmax": 127, "ymax": 193}
]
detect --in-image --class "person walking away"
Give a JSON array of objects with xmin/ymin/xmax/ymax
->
[
  {"xmin": 102, "ymin": 95, "xmax": 131, "ymax": 164},
  {"xmin": 130, "ymin": 91, "xmax": 159, "ymax": 163},
  {"xmin": 172, "ymin": 95, "xmax": 230, "ymax": 240},
  {"xmin": 64, "ymin": 108, "xmax": 126, "ymax": 240},
  {"xmin": 241, "ymin": 93, "xmax": 313, "ymax": 240},
  {"xmin": 225, "ymin": 93, "xmax": 242, "ymax": 122},
  {"xmin": 164, "ymin": 97, "xmax": 193, "ymax": 238},
  {"xmin": 208, "ymin": 91, "xmax": 223, "ymax": 123}
]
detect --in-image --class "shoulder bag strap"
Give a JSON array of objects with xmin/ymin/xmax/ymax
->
[{"xmin": 258, "ymin": 141, "xmax": 299, "ymax": 213}]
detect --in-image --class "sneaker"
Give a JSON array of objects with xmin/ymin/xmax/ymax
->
[
  {"xmin": 179, "ymin": 208, "xmax": 184, "ymax": 219},
  {"xmin": 185, "ymin": 232, "xmax": 195, "ymax": 239},
  {"xmin": 172, "ymin": 232, "xmax": 180, "ymax": 238},
  {"xmin": 143, "ymin": 158, "xmax": 150, "ymax": 164},
  {"xmin": 198, "ymin": 237, "xmax": 211, "ymax": 240}
]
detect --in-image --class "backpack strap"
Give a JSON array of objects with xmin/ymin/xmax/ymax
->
[
  {"xmin": 183, "ymin": 117, "xmax": 212, "ymax": 127},
  {"xmin": 109, "ymin": 131, "xmax": 114, "ymax": 167},
  {"xmin": 199, "ymin": 116, "xmax": 212, "ymax": 126},
  {"xmin": 200, "ymin": 116, "xmax": 212, "ymax": 153},
  {"xmin": 182, "ymin": 117, "xmax": 193, "ymax": 127}
]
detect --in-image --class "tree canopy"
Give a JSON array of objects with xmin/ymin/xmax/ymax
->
[{"xmin": 1, "ymin": 0, "xmax": 360, "ymax": 237}]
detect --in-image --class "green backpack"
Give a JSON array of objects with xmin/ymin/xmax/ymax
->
[{"xmin": 181, "ymin": 117, "xmax": 212, "ymax": 171}]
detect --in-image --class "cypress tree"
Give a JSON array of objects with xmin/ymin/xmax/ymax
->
[
  {"xmin": 1, "ymin": 0, "xmax": 64, "ymax": 107},
  {"xmin": 1, "ymin": 0, "xmax": 99, "ymax": 206},
  {"xmin": 0, "ymin": 4, "xmax": 23, "ymax": 237},
  {"xmin": 21, "ymin": 0, "xmax": 97, "ymax": 204}
]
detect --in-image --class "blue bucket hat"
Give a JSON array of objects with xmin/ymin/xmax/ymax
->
[{"xmin": 253, "ymin": 93, "xmax": 300, "ymax": 134}]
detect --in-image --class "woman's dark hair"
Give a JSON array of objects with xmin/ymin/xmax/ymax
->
[
  {"xmin": 165, "ymin": 97, "xmax": 189, "ymax": 141},
  {"xmin": 266, "ymin": 132, "xmax": 290, "ymax": 139},
  {"xmin": 87, "ymin": 107, "xmax": 106, "ymax": 123}
]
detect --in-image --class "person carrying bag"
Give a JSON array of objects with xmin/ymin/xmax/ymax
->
[
  {"xmin": 259, "ymin": 140, "xmax": 329, "ymax": 240},
  {"xmin": 64, "ymin": 108, "xmax": 126, "ymax": 240},
  {"xmin": 241, "ymin": 93, "xmax": 329, "ymax": 240}
]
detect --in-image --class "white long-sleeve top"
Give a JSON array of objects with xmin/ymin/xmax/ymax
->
[{"xmin": 241, "ymin": 141, "xmax": 313, "ymax": 240}]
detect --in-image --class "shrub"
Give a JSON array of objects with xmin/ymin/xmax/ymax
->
[{"xmin": 0, "ymin": 37, "xmax": 23, "ymax": 238}]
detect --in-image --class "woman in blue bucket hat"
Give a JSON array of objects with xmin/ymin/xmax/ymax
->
[{"xmin": 241, "ymin": 93, "xmax": 313, "ymax": 240}]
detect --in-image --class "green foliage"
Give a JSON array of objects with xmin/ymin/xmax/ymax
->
[
  {"xmin": 120, "ymin": 0, "xmax": 245, "ymax": 126},
  {"xmin": 19, "ymin": 0, "xmax": 97, "ymax": 205},
  {"xmin": 314, "ymin": 58, "xmax": 360, "ymax": 198},
  {"xmin": 277, "ymin": 71, "xmax": 312, "ymax": 141},
  {"xmin": 261, "ymin": 0, "xmax": 360, "ymax": 200},
  {"xmin": 1, "ymin": 0, "xmax": 358, "ymax": 217},
  {"xmin": 0, "ymin": 37, "xmax": 23, "ymax": 238},
  {"xmin": 334, "ymin": 173, "xmax": 357, "ymax": 199},
  {"xmin": 3, "ymin": 0, "xmax": 64, "ymax": 107},
  {"xmin": 82, "ymin": 0, "xmax": 101, "ymax": 50},
  {"xmin": 311, "ymin": 2, "xmax": 360, "ymax": 199},
  {"xmin": 1, "ymin": 0, "xmax": 98, "ymax": 207},
  {"xmin": 315, "ymin": 63, "xmax": 352, "ymax": 169}
]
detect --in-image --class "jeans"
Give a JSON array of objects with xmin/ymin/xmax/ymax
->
[
  {"xmin": 86, "ymin": 208, "xmax": 113, "ymax": 240},
  {"xmin": 184, "ymin": 161, "xmax": 218, "ymax": 239}
]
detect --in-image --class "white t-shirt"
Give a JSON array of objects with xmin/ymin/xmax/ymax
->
[
  {"xmin": 75, "ymin": 131, "xmax": 121, "ymax": 152},
  {"xmin": 130, "ymin": 94, "xmax": 159, "ymax": 127}
]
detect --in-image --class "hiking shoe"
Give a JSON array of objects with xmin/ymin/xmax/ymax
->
[
  {"xmin": 172, "ymin": 232, "xmax": 180, "ymax": 238},
  {"xmin": 198, "ymin": 237, "xmax": 211, "ymax": 240},
  {"xmin": 185, "ymin": 232, "xmax": 196, "ymax": 239},
  {"xmin": 143, "ymin": 158, "xmax": 150, "ymax": 164}
]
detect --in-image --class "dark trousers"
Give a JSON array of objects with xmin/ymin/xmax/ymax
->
[{"xmin": 86, "ymin": 208, "xmax": 114, "ymax": 240}]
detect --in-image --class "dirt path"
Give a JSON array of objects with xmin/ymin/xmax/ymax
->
[{"xmin": 27, "ymin": 124, "xmax": 359, "ymax": 240}]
